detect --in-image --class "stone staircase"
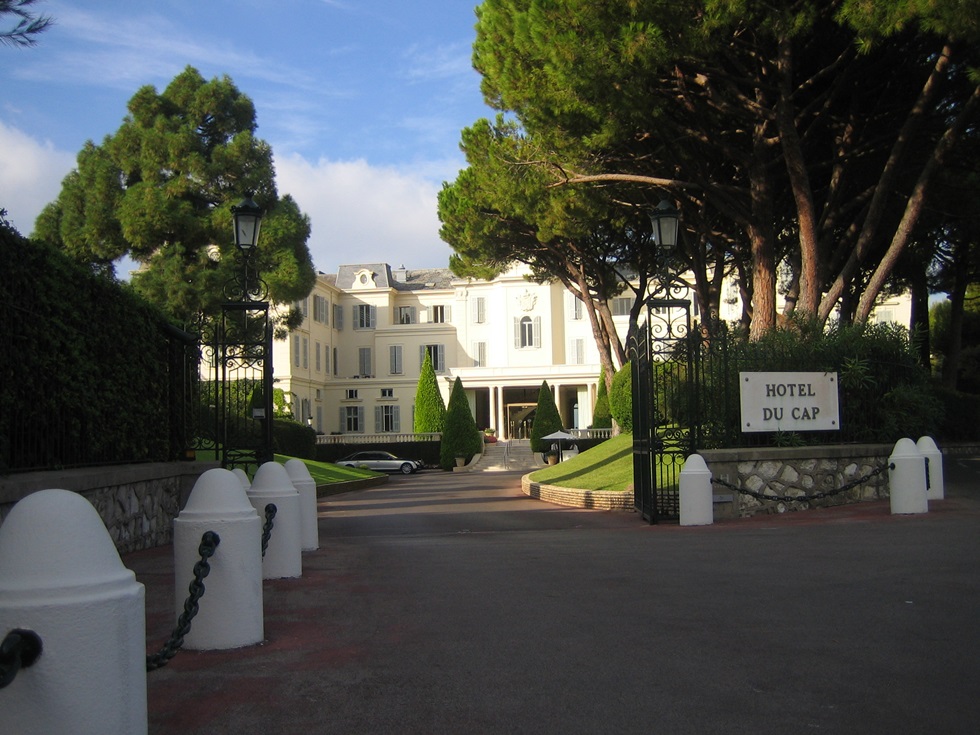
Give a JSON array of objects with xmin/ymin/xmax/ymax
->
[{"xmin": 470, "ymin": 440, "xmax": 544, "ymax": 472}]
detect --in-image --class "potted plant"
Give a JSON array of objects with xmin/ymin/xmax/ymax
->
[{"xmin": 483, "ymin": 428, "xmax": 497, "ymax": 443}]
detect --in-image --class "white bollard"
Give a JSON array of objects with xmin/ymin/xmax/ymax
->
[
  {"xmin": 0, "ymin": 489, "xmax": 147, "ymax": 735},
  {"xmin": 232, "ymin": 467, "xmax": 251, "ymax": 490},
  {"xmin": 173, "ymin": 468, "xmax": 263, "ymax": 650},
  {"xmin": 888, "ymin": 438, "xmax": 928, "ymax": 515},
  {"xmin": 284, "ymin": 458, "xmax": 319, "ymax": 551},
  {"xmin": 248, "ymin": 462, "xmax": 303, "ymax": 579},
  {"xmin": 916, "ymin": 436, "xmax": 945, "ymax": 501},
  {"xmin": 679, "ymin": 454, "xmax": 714, "ymax": 526}
]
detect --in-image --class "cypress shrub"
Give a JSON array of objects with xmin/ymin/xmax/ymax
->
[
  {"xmin": 530, "ymin": 380, "xmax": 563, "ymax": 453},
  {"xmin": 439, "ymin": 377, "xmax": 483, "ymax": 470},
  {"xmin": 592, "ymin": 374, "xmax": 612, "ymax": 429},
  {"xmin": 609, "ymin": 363, "xmax": 632, "ymax": 432},
  {"xmin": 413, "ymin": 351, "xmax": 446, "ymax": 433}
]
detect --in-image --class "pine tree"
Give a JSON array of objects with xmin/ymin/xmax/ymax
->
[
  {"xmin": 413, "ymin": 351, "xmax": 446, "ymax": 433},
  {"xmin": 592, "ymin": 373, "xmax": 612, "ymax": 429},
  {"xmin": 529, "ymin": 380, "xmax": 563, "ymax": 453},
  {"xmin": 440, "ymin": 377, "xmax": 483, "ymax": 470}
]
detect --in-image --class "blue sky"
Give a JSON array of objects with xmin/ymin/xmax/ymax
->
[{"xmin": 0, "ymin": 0, "xmax": 492, "ymax": 271}]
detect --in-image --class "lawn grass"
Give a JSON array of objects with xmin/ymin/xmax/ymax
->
[
  {"xmin": 529, "ymin": 433, "xmax": 635, "ymax": 492},
  {"xmin": 187, "ymin": 449, "xmax": 378, "ymax": 484},
  {"xmin": 273, "ymin": 454, "xmax": 380, "ymax": 484}
]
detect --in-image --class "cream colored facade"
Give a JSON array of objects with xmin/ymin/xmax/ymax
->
[
  {"xmin": 273, "ymin": 261, "xmax": 912, "ymax": 439},
  {"xmin": 273, "ymin": 262, "xmax": 626, "ymax": 439}
]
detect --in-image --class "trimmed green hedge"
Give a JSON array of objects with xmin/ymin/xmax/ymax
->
[{"xmin": 2, "ymin": 220, "xmax": 185, "ymax": 471}]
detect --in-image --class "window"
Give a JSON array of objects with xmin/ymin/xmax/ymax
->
[
  {"xmin": 612, "ymin": 297, "xmax": 632, "ymax": 316},
  {"xmin": 473, "ymin": 296, "xmax": 486, "ymax": 324},
  {"xmin": 473, "ymin": 341, "xmax": 487, "ymax": 368},
  {"xmin": 342, "ymin": 406, "xmax": 364, "ymax": 433},
  {"xmin": 375, "ymin": 405, "xmax": 400, "ymax": 433},
  {"xmin": 333, "ymin": 347, "xmax": 338, "ymax": 376},
  {"xmin": 358, "ymin": 347, "xmax": 372, "ymax": 376},
  {"xmin": 345, "ymin": 389, "xmax": 359, "ymax": 400},
  {"xmin": 302, "ymin": 337, "xmax": 309, "ymax": 369},
  {"xmin": 514, "ymin": 316, "xmax": 542, "ymax": 349},
  {"xmin": 292, "ymin": 335, "xmax": 301, "ymax": 367},
  {"xmin": 333, "ymin": 304, "xmax": 344, "ymax": 330},
  {"xmin": 571, "ymin": 297, "xmax": 583, "ymax": 320},
  {"xmin": 390, "ymin": 345, "xmax": 403, "ymax": 375},
  {"xmin": 397, "ymin": 306, "xmax": 416, "ymax": 324},
  {"xmin": 354, "ymin": 304, "xmax": 376, "ymax": 329},
  {"xmin": 313, "ymin": 295, "xmax": 329, "ymax": 324},
  {"xmin": 431, "ymin": 304, "xmax": 449, "ymax": 323},
  {"xmin": 420, "ymin": 344, "xmax": 446, "ymax": 373},
  {"xmin": 315, "ymin": 342, "xmax": 321, "ymax": 372},
  {"xmin": 381, "ymin": 388, "xmax": 394, "ymax": 398}
]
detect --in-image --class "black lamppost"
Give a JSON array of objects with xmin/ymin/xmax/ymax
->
[
  {"xmin": 230, "ymin": 192, "xmax": 264, "ymax": 302},
  {"xmin": 630, "ymin": 198, "xmax": 682, "ymax": 524},
  {"xmin": 219, "ymin": 192, "xmax": 274, "ymax": 470},
  {"xmin": 648, "ymin": 198, "xmax": 679, "ymax": 263}
]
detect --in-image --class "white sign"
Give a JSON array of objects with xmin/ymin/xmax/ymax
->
[{"xmin": 739, "ymin": 372, "xmax": 840, "ymax": 432}]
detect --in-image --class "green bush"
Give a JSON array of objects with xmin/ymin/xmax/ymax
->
[
  {"xmin": 413, "ymin": 351, "xmax": 446, "ymax": 433},
  {"xmin": 439, "ymin": 377, "xmax": 483, "ymax": 470},
  {"xmin": 592, "ymin": 374, "xmax": 612, "ymax": 429},
  {"xmin": 530, "ymin": 380, "xmax": 563, "ymax": 453},
  {"xmin": 272, "ymin": 418, "xmax": 316, "ymax": 459},
  {"xmin": 609, "ymin": 363, "xmax": 632, "ymax": 432}
]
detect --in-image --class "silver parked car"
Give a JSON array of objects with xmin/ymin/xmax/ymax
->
[{"xmin": 335, "ymin": 451, "xmax": 424, "ymax": 474}]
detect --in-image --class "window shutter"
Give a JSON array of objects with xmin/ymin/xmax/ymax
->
[
  {"xmin": 393, "ymin": 406, "xmax": 401, "ymax": 433},
  {"xmin": 339, "ymin": 407, "xmax": 345, "ymax": 432},
  {"xmin": 410, "ymin": 306, "xmax": 417, "ymax": 323},
  {"xmin": 533, "ymin": 316, "xmax": 542, "ymax": 348},
  {"xmin": 375, "ymin": 406, "xmax": 383, "ymax": 433},
  {"xmin": 419, "ymin": 345, "xmax": 426, "ymax": 369},
  {"xmin": 357, "ymin": 406, "xmax": 365, "ymax": 433},
  {"xmin": 436, "ymin": 344, "xmax": 445, "ymax": 373},
  {"xmin": 369, "ymin": 305, "xmax": 377, "ymax": 328},
  {"xmin": 513, "ymin": 317, "xmax": 520, "ymax": 348}
]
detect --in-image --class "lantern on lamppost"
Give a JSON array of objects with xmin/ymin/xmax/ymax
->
[
  {"xmin": 218, "ymin": 192, "xmax": 273, "ymax": 471},
  {"xmin": 649, "ymin": 198, "xmax": 679, "ymax": 256}
]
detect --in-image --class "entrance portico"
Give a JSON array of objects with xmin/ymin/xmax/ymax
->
[{"xmin": 450, "ymin": 367, "xmax": 598, "ymax": 440}]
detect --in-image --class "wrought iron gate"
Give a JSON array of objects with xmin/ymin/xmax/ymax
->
[{"xmin": 629, "ymin": 298, "xmax": 695, "ymax": 523}]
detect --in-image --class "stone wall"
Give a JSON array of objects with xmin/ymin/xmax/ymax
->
[
  {"xmin": 522, "ymin": 476, "xmax": 634, "ymax": 510},
  {"xmin": 0, "ymin": 462, "xmax": 219, "ymax": 554},
  {"xmin": 700, "ymin": 444, "xmax": 892, "ymax": 519}
]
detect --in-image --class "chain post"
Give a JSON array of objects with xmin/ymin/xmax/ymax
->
[
  {"xmin": 146, "ymin": 530, "xmax": 220, "ymax": 672},
  {"xmin": 261, "ymin": 503, "xmax": 277, "ymax": 557}
]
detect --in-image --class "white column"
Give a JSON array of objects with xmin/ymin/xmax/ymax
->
[
  {"xmin": 0, "ymin": 489, "xmax": 147, "ymax": 735},
  {"xmin": 173, "ymin": 468, "xmax": 263, "ymax": 649},
  {"xmin": 248, "ymin": 461, "xmax": 303, "ymax": 579},
  {"xmin": 916, "ymin": 436, "xmax": 945, "ymax": 501},
  {"xmin": 284, "ymin": 458, "xmax": 319, "ymax": 551},
  {"xmin": 679, "ymin": 454, "xmax": 714, "ymax": 526},
  {"xmin": 888, "ymin": 438, "xmax": 928, "ymax": 515}
]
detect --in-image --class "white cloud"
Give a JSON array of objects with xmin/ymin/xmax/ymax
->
[
  {"xmin": 0, "ymin": 121, "xmax": 75, "ymax": 235},
  {"xmin": 274, "ymin": 153, "xmax": 456, "ymax": 272}
]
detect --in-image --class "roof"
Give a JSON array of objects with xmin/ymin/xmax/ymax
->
[{"xmin": 332, "ymin": 263, "xmax": 455, "ymax": 291}]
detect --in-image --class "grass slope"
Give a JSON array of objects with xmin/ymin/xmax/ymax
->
[
  {"xmin": 273, "ymin": 454, "xmax": 380, "ymax": 484},
  {"xmin": 528, "ymin": 433, "xmax": 634, "ymax": 492}
]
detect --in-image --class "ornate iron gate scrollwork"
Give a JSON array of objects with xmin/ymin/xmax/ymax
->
[{"xmin": 629, "ymin": 298, "xmax": 694, "ymax": 523}]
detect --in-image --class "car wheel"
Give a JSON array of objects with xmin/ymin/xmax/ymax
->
[{"xmin": 399, "ymin": 462, "xmax": 414, "ymax": 475}]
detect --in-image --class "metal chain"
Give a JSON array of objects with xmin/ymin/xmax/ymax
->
[
  {"xmin": 146, "ymin": 531, "xmax": 220, "ymax": 672},
  {"xmin": 711, "ymin": 462, "xmax": 893, "ymax": 505},
  {"xmin": 261, "ymin": 503, "xmax": 277, "ymax": 558},
  {"xmin": 0, "ymin": 628, "xmax": 43, "ymax": 689}
]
